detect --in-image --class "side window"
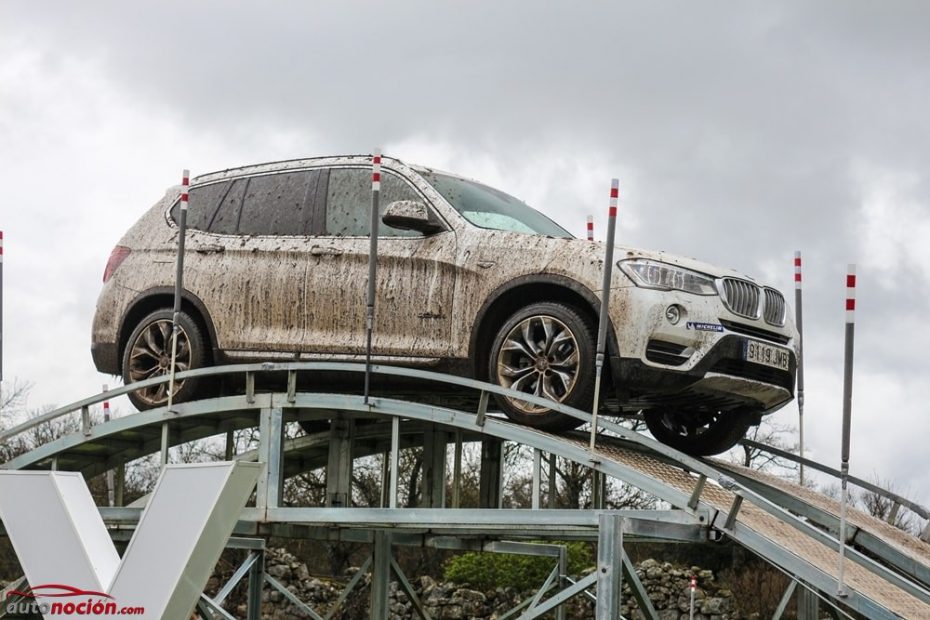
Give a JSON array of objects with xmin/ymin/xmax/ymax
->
[
  {"xmin": 170, "ymin": 181, "xmax": 229, "ymax": 231},
  {"xmin": 325, "ymin": 168, "xmax": 422, "ymax": 237},
  {"xmin": 207, "ymin": 178, "xmax": 247, "ymax": 234},
  {"xmin": 238, "ymin": 170, "xmax": 322, "ymax": 236}
]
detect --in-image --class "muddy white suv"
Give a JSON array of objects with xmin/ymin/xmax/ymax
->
[{"xmin": 92, "ymin": 155, "xmax": 797, "ymax": 455}]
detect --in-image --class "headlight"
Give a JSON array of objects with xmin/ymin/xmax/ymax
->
[{"xmin": 618, "ymin": 259, "xmax": 718, "ymax": 295}]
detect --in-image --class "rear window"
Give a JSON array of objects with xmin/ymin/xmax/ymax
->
[
  {"xmin": 173, "ymin": 170, "xmax": 325, "ymax": 236},
  {"xmin": 170, "ymin": 181, "xmax": 229, "ymax": 231},
  {"xmin": 239, "ymin": 170, "xmax": 322, "ymax": 236}
]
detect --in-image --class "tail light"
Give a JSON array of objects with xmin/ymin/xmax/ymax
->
[{"xmin": 103, "ymin": 246, "xmax": 131, "ymax": 283}]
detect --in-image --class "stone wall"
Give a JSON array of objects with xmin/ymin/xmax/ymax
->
[{"xmin": 215, "ymin": 548, "xmax": 739, "ymax": 619}]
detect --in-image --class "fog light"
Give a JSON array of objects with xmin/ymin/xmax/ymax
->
[{"xmin": 665, "ymin": 304, "xmax": 682, "ymax": 325}]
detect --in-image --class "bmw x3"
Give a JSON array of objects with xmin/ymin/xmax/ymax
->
[{"xmin": 91, "ymin": 155, "xmax": 798, "ymax": 455}]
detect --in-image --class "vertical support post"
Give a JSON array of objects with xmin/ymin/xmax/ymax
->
[
  {"xmin": 590, "ymin": 178, "xmax": 619, "ymax": 453},
  {"xmin": 380, "ymin": 449, "xmax": 390, "ymax": 508},
  {"xmin": 326, "ymin": 417, "xmax": 354, "ymax": 507},
  {"xmin": 370, "ymin": 531, "xmax": 392, "ymax": 620},
  {"xmin": 160, "ymin": 422, "xmax": 170, "ymax": 466},
  {"xmin": 115, "ymin": 463, "xmax": 125, "ymax": 507},
  {"xmin": 795, "ymin": 251, "xmax": 806, "ymax": 486},
  {"xmin": 364, "ymin": 149, "xmax": 382, "ymax": 405},
  {"xmin": 796, "ymin": 584, "xmax": 820, "ymax": 620},
  {"xmin": 168, "ymin": 169, "xmax": 190, "ymax": 413},
  {"xmin": 225, "ymin": 429, "xmax": 235, "ymax": 460},
  {"xmin": 596, "ymin": 513, "xmax": 623, "ymax": 619},
  {"xmin": 532, "ymin": 449, "xmax": 542, "ymax": 510},
  {"xmin": 548, "ymin": 453, "xmax": 557, "ymax": 508},
  {"xmin": 479, "ymin": 439, "xmax": 503, "ymax": 509},
  {"xmin": 556, "ymin": 545, "xmax": 568, "ymax": 620},
  {"xmin": 452, "ymin": 431, "xmax": 463, "ymax": 508},
  {"xmin": 257, "ymin": 407, "xmax": 284, "ymax": 516},
  {"xmin": 81, "ymin": 405, "xmax": 91, "ymax": 436},
  {"xmin": 592, "ymin": 471, "xmax": 606, "ymax": 510},
  {"xmin": 247, "ymin": 548, "xmax": 264, "ymax": 620},
  {"xmin": 422, "ymin": 426, "xmax": 447, "ymax": 508},
  {"xmin": 389, "ymin": 416, "xmax": 399, "ymax": 509},
  {"xmin": 837, "ymin": 264, "xmax": 856, "ymax": 597}
]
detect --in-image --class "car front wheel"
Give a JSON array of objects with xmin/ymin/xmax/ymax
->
[
  {"xmin": 643, "ymin": 408, "xmax": 754, "ymax": 456},
  {"xmin": 121, "ymin": 309, "xmax": 206, "ymax": 410},
  {"xmin": 489, "ymin": 302, "xmax": 595, "ymax": 431}
]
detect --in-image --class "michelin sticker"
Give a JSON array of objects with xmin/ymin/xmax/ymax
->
[{"xmin": 687, "ymin": 322, "xmax": 724, "ymax": 332}]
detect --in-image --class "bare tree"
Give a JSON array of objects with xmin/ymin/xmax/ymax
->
[
  {"xmin": 731, "ymin": 417, "xmax": 800, "ymax": 476},
  {"xmin": 857, "ymin": 475, "xmax": 916, "ymax": 534}
]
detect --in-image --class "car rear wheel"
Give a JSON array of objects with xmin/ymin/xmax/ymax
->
[
  {"xmin": 643, "ymin": 408, "xmax": 754, "ymax": 456},
  {"xmin": 122, "ymin": 309, "xmax": 206, "ymax": 410},
  {"xmin": 489, "ymin": 302, "xmax": 595, "ymax": 431}
]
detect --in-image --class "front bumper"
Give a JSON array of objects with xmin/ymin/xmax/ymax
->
[
  {"xmin": 606, "ymin": 282, "xmax": 798, "ymax": 414},
  {"xmin": 614, "ymin": 333, "xmax": 796, "ymax": 413}
]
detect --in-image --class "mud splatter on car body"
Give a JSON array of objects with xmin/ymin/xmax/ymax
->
[{"xmin": 91, "ymin": 155, "xmax": 798, "ymax": 455}]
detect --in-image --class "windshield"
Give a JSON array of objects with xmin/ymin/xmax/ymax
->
[{"xmin": 419, "ymin": 171, "xmax": 572, "ymax": 238}]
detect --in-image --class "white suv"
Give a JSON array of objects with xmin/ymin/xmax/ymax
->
[{"xmin": 91, "ymin": 155, "xmax": 798, "ymax": 455}]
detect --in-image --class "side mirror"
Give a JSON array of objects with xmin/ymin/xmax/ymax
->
[{"xmin": 382, "ymin": 200, "xmax": 444, "ymax": 234}]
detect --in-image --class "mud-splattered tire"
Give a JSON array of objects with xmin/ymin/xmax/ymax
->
[
  {"xmin": 488, "ymin": 302, "xmax": 595, "ymax": 431},
  {"xmin": 121, "ymin": 309, "xmax": 206, "ymax": 411},
  {"xmin": 644, "ymin": 409, "xmax": 754, "ymax": 456}
]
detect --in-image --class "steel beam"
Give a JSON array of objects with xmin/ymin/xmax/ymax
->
[
  {"xmin": 622, "ymin": 552, "xmax": 658, "ymax": 620},
  {"xmin": 256, "ymin": 407, "xmax": 284, "ymax": 515},
  {"xmin": 247, "ymin": 549, "xmax": 265, "ymax": 620},
  {"xmin": 452, "ymin": 431, "xmax": 463, "ymax": 508},
  {"xmin": 422, "ymin": 425, "xmax": 447, "ymax": 508},
  {"xmin": 480, "ymin": 438, "xmax": 503, "ymax": 509},
  {"xmin": 596, "ymin": 513, "xmax": 624, "ymax": 619},
  {"xmin": 370, "ymin": 531, "xmax": 392, "ymax": 620},
  {"xmin": 326, "ymin": 417, "xmax": 354, "ymax": 507},
  {"xmin": 797, "ymin": 584, "xmax": 820, "ymax": 620},
  {"xmin": 391, "ymin": 558, "xmax": 433, "ymax": 620},
  {"xmin": 265, "ymin": 573, "xmax": 323, "ymax": 620},
  {"xmin": 519, "ymin": 572, "xmax": 597, "ymax": 620}
]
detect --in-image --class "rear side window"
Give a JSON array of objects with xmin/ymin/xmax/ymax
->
[
  {"xmin": 170, "ymin": 181, "xmax": 229, "ymax": 230},
  {"xmin": 325, "ymin": 168, "xmax": 422, "ymax": 237},
  {"xmin": 239, "ymin": 170, "xmax": 323, "ymax": 236},
  {"xmin": 207, "ymin": 178, "xmax": 247, "ymax": 235}
]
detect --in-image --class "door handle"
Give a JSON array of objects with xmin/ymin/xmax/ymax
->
[
  {"xmin": 194, "ymin": 244, "xmax": 225, "ymax": 254},
  {"xmin": 310, "ymin": 245, "xmax": 344, "ymax": 256}
]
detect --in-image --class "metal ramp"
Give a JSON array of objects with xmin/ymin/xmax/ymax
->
[{"xmin": 2, "ymin": 362, "xmax": 929, "ymax": 618}]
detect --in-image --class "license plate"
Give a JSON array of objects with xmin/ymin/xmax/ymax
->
[{"xmin": 743, "ymin": 340, "xmax": 791, "ymax": 371}]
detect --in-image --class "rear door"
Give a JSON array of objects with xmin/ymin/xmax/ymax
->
[
  {"xmin": 183, "ymin": 169, "xmax": 326, "ymax": 355},
  {"xmin": 304, "ymin": 166, "xmax": 457, "ymax": 360}
]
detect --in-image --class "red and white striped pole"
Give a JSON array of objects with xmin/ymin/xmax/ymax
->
[
  {"xmin": 589, "ymin": 179, "xmax": 619, "ymax": 452},
  {"xmin": 586, "ymin": 215, "xmax": 594, "ymax": 241},
  {"xmin": 103, "ymin": 384, "xmax": 115, "ymax": 507},
  {"xmin": 795, "ymin": 251, "xmax": 805, "ymax": 485},
  {"xmin": 167, "ymin": 169, "xmax": 190, "ymax": 416},
  {"xmin": 837, "ymin": 264, "xmax": 856, "ymax": 597},
  {"xmin": 364, "ymin": 150, "xmax": 381, "ymax": 405},
  {"xmin": 689, "ymin": 575, "xmax": 697, "ymax": 620}
]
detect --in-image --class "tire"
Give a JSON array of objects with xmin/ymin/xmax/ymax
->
[
  {"xmin": 488, "ymin": 302, "xmax": 596, "ymax": 431},
  {"xmin": 121, "ymin": 309, "xmax": 206, "ymax": 410},
  {"xmin": 643, "ymin": 408, "xmax": 755, "ymax": 456}
]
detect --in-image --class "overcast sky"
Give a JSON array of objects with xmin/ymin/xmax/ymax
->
[{"xmin": 1, "ymin": 2, "xmax": 929, "ymax": 505}]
